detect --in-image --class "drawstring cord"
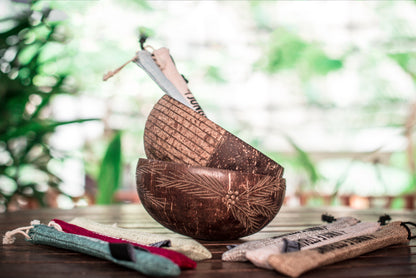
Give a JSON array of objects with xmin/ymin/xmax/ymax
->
[
  {"xmin": 400, "ymin": 222, "xmax": 416, "ymax": 240},
  {"xmin": 47, "ymin": 221, "xmax": 63, "ymax": 232},
  {"xmin": 103, "ymin": 32, "xmax": 154, "ymax": 81},
  {"xmin": 3, "ymin": 220, "xmax": 63, "ymax": 245},
  {"xmin": 2, "ymin": 220, "xmax": 40, "ymax": 244},
  {"xmin": 102, "ymin": 43, "xmax": 156, "ymax": 82},
  {"xmin": 102, "ymin": 54, "xmax": 139, "ymax": 81}
]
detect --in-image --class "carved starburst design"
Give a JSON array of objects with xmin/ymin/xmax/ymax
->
[{"xmin": 137, "ymin": 163, "xmax": 285, "ymax": 234}]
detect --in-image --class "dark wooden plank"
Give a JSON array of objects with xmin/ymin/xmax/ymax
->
[{"xmin": 1, "ymin": 204, "xmax": 416, "ymax": 278}]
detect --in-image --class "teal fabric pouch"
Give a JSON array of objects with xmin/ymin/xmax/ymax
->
[{"xmin": 27, "ymin": 224, "xmax": 180, "ymax": 277}]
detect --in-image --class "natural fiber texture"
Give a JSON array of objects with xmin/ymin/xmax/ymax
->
[
  {"xmin": 268, "ymin": 221, "xmax": 409, "ymax": 278},
  {"xmin": 246, "ymin": 221, "xmax": 380, "ymax": 269},
  {"xmin": 27, "ymin": 224, "xmax": 180, "ymax": 277},
  {"xmin": 221, "ymin": 216, "xmax": 359, "ymax": 261},
  {"xmin": 52, "ymin": 219, "xmax": 196, "ymax": 269},
  {"xmin": 69, "ymin": 217, "xmax": 212, "ymax": 261}
]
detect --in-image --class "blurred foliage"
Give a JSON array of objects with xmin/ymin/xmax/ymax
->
[
  {"xmin": 248, "ymin": 1, "xmax": 273, "ymax": 31},
  {"xmin": 120, "ymin": 0, "xmax": 152, "ymax": 11},
  {"xmin": 258, "ymin": 28, "xmax": 343, "ymax": 79},
  {"xmin": 285, "ymin": 136, "xmax": 320, "ymax": 187},
  {"xmin": 391, "ymin": 197, "xmax": 405, "ymax": 209},
  {"xmin": 1, "ymin": 0, "xmax": 414, "ymax": 210},
  {"xmin": 389, "ymin": 52, "xmax": 416, "ymax": 81},
  {"xmin": 205, "ymin": 65, "xmax": 227, "ymax": 84},
  {"xmin": 96, "ymin": 131, "xmax": 122, "ymax": 204},
  {"xmin": 0, "ymin": 1, "xmax": 95, "ymax": 211},
  {"xmin": 249, "ymin": 1, "xmax": 416, "ymax": 206},
  {"xmin": 137, "ymin": 26, "xmax": 155, "ymax": 41}
]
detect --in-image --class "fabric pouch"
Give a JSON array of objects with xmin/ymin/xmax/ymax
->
[
  {"xmin": 222, "ymin": 216, "xmax": 359, "ymax": 261},
  {"xmin": 52, "ymin": 219, "xmax": 196, "ymax": 269},
  {"xmin": 70, "ymin": 217, "xmax": 212, "ymax": 261},
  {"xmin": 246, "ymin": 221, "xmax": 380, "ymax": 269},
  {"xmin": 268, "ymin": 221, "xmax": 412, "ymax": 278},
  {"xmin": 4, "ymin": 223, "xmax": 180, "ymax": 277}
]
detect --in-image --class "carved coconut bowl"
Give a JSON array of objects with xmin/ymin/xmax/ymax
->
[
  {"xmin": 143, "ymin": 95, "xmax": 284, "ymax": 178},
  {"xmin": 136, "ymin": 158, "xmax": 286, "ymax": 240}
]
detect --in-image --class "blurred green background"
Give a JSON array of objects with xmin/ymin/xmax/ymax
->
[{"xmin": 0, "ymin": 0, "xmax": 415, "ymax": 211}]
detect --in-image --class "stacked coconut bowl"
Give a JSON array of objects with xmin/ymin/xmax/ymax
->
[{"xmin": 136, "ymin": 94, "xmax": 286, "ymax": 240}]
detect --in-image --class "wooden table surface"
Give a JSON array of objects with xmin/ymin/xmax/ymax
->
[{"xmin": 1, "ymin": 204, "xmax": 415, "ymax": 278}]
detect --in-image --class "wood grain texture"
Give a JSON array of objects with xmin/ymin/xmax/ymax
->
[
  {"xmin": 1, "ymin": 205, "xmax": 415, "ymax": 278},
  {"xmin": 144, "ymin": 95, "xmax": 284, "ymax": 177}
]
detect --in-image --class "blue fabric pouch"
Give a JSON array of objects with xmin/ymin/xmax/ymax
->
[{"xmin": 27, "ymin": 224, "xmax": 180, "ymax": 277}]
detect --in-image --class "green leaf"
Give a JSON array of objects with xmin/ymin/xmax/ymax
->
[
  {"xmin": 265, "ymin": 29, "xmax": 307, "ymax": 72},
  {"xmin": 299, "ymin": 46, "xmax": 343, "ymax": 76},
  {"xmin": 96, "ymin": 131, "xmax": 123, "ymax": 204},
  {"xmin": 0, "ymin": 0, "xmax": 76, "ymax": 211},
  {"xmin": 388, "ymin": 52, "xmax": 416, "ymax": 81},
  {"xmin": 285, "ymin": 136, "xmax": 319, "ymax": 185},
  {"xmin": 0, "ymin": 118, "xmax": 98, "ymax": 141},
  {"xmin": 258, "ymin": 27, "xmax": 343, "ymax": 78},
  {"xmin": 17, "ymin": 42, "xmax": 42, "ymax": 65}
]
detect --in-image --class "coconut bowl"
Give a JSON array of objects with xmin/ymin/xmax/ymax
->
[
  {"xmin": 136, "ymin": 158, "xmax": 286, "ymax": 240},
  {"xmin": 143, "ymin": 95, "xmax": 284, "ymax": 178}
]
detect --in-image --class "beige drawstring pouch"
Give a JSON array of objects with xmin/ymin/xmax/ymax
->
[
  {"xmin": 268, "ymin": 221, "xmax": 413, "ymax": 278},
  {"xmin": 222, "ymin": 216, "xmax": 359, "ymax": 261},
  {"xmin": 246, "ymin": 221, "xmax": 380, "ymax": 269},
  {"xmin": 69, "ymin": 217, "xmax": 212, "ymax": 261}
]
